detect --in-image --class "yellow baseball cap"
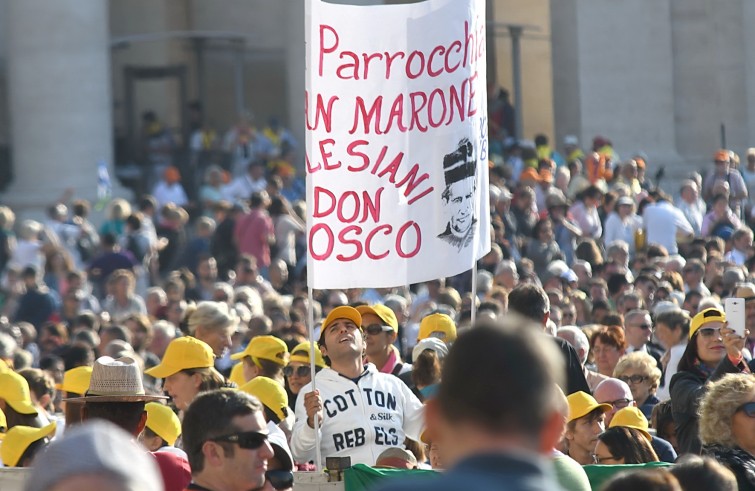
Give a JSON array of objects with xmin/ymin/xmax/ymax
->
[
  {"xmin": 145, "ymin": 402, "xmax": 181, "ymax": 446},
  {"xmin": 1, "ymin": 422, "xmax": 56, "ymax": 467},
  {"xmin": 0, "ymin": 371, "xmax": 38, "ymax": 415},
  {"xmin": 239, "ymin": 376, "xmax": 289, "ymax": 422},
  {"xmin": 145, "ymin": 337, "xmax": 215, "ymax": 378},
  {"xmin": 356, "ymin": 304, "xmax": 398, "ymax": 333},
  {"xmin": 228, "ymin": 362, "xmax": 246, "ymax": 386},
  {"xmin": 231, "ymin": 335, "xmax": 289, "ymax": 366},
  {"xmin": 289, "ymin": 342, "xmax": 326, "ymax": 369},
  {"xmin": 322, "ymin": 306, "xmax": 362, "ymax": 332},
  {"xmin": 55, "ymin": 366, "xmax": 93, "ymax": 396},
  {"xmin": 0, "ymin": 407, "xmax": 6, "ymax": 439},
  {"xmin": 689, "ymin": 308, "xmax": 726, "ymax": 339},
  {"xmin": 566, "ymin": 391, "xmax": 612, "ymax": 423},
  {"xmin": 418, "ymin": 313, "xmax": 457, "ymax": 343},
  {"xmin": 0, "ymin": 358, "xmax": 8, "ymax": 373},
  {"xmin": 609, "ymin": 406, "xmax": 652, "ymax": 442}
]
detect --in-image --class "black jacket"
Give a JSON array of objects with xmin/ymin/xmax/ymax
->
[
  {"xmin": 704, "ymin": 445, "xmax": 755, "ymax": 491},
  {"xmin": 669, "ymin": 355, "xmax": 746, "ymax": 455},
  {"xmin": 554, "ymin": 336, "xmax": 591, "ymax": 395}
]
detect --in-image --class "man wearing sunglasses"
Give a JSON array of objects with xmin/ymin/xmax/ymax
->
[
  {"xmin": 291, "ymin": 305, "xmax": 424, "ymax": 466},
  {"xmin": 624, "ymin": 309, "xmax": 663, "ymax": 369},
  {"xmin": 593, "ymin": 378, "xmax": 677, "ymax": 463},
  {"xmin": 357, "ymin": 304, "xmax": 412, "ymax": 378},
  {"xmin": 183, "ymin": 389, "xmax": 276, "ymax": 491}
]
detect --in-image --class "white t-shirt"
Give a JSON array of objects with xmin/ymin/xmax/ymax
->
[{"xmin": 642, "ymin": 201, "xmax": 693, "ymax": 254}]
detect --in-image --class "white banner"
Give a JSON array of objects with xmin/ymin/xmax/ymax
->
[{"xmin": 305, "ymin": 0, "xmax": 490, "ymax": 289}]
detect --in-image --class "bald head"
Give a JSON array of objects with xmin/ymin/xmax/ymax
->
[{"xmin": 593, "ymin": 378, "xmax": 635, "ymax": 425}]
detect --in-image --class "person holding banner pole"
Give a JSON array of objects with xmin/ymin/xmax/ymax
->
[{"xmin": 293, "ymin": 305, "xmax": 424, "ymax": 467}]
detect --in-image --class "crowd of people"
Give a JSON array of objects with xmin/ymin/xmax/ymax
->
[{"xmin": 2, "ymin": 128, "xmax": 755, "ymax": 491}]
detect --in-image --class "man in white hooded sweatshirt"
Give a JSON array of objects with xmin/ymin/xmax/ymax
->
[{"xmin": 291, "ymin": 306, "xmax": 424, "ymax": 466}]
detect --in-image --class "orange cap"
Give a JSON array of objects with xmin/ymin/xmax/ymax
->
[{"xmin": 714, "ymin": 149, "xmax": 730, "ymax": 162}]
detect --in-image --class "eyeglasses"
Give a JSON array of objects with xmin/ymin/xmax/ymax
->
[
  {"xmin": 604, "ymin": 398, "xmax": 633, "ymax": 409},
  {"xmin": 209, "ymin": 430, "xmax": 268, "ymax": 450},
  {"xmin": 283, "ymin": 365, "xmax": 311, "ymax": 378},
  {"xmin": 363, "ymin": 324, "xmax": 394, "ymax": 335},
  {"xmin": 592, "ymin": 453, "xmax": 618, "ymax": 464},
  {"xmin": 737, "ymin": 402, "xmax": 755, "ymax": 418},
  {"xmin": 266, "ymin": 470, "xmax": 294, "ymax": 490},
  {"xmin": 619, "ymin": 375, "xmax": 648, "ymax": 385},
  {"xmin": 631, "ymin": 323, "xmax": 653, "ymax": 331},
  {"xmin": 698, "ymin": 327, "xmax": 722, "ymax": 338}
]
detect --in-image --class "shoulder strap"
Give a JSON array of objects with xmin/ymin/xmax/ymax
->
[{"xmin": 391, "ymin": 363, "xmax": 404, "ymax": 376}]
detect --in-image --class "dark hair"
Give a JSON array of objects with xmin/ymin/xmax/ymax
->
[
  {"xmin": 508, "ymin": 284, "xmax": 550, "ymax": 323},
  {"xmin": 3, "ymin": 404, "xmax": 41, "ymax": 429},
  {"xmin": 575, "ymin": 239, "xmax": 603, "ymax": 265},
  {"xmin": 101, "ymin": 325, "xmax": 132, "ymax": 345},
  {"xmin": 651, "ymin": 400, "xmax": 675, "ymax": 444},
  {"xmin": 16, "ymin": 437, "xmax": 50, "ymax": 467},
  {"xmin": 531, "ymin": 218, "xmax": 552, "ymax": 240},
  {"xmin": 143, "ymin": 426, "xmax": 168, "ymax": 449},
  {"xmin": 84, "ymin": 401, "xmax": 145, "ymax": 435},
  {"xmin": 677, "ymin": 332, "xmax": 702, "ymax": 373},
  {"xmin": 670, "ymin": 455, "xmax": 737, "ymax": 491},
  {"xmin": 62, "ymin": 343, "xmax": 95, "ymax": 371},
  {"xmin": 412, "ymin": 349, "xmax": 442, "ymax": 389},
  {"xmin": 18, "ymin": 369, "xmax": 55, "ymax": 408},
  {"xmin": 602, "ymin": 470, "xmax": 681, "ymax": 491},
  {"xmin": 607, "ymin": 273, "xmax": 630, "ymax": 296},
  {"xmin": 250, "ymin": 192, "xmax": 266, "ymax": 208},
  {"xmin": 437, "ymin": 316, "xmax": 563, "ymax": 441},
  {"xmin": 655, "ymin": 310, "xmax": 691, "ymax": 339},
  {"xmin": 245, "ymin": 356, "xmax": 284, "ymax": 379},
  {"xmin": 182, "ymin": 389, "xmax": 264, "ymax": 473},
  {"xmin": 599, "ymin": 426, "xmax": 659, "ymax": 464},
  {"xmin": 75, "ymin": 312, "xmax": 99, "ymax": 331}
]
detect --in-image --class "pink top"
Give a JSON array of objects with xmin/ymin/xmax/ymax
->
[{"xmin": 234, "ymin": 208, "xmax": 273, "ymax": 267}]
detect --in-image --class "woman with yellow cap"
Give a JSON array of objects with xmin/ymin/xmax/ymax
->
[
  {"xmin": 284, "ymin": 341, "xmax": 326, "ymax": 411},
  {"xmin": 145, "ymin": 336, "xmax": 229, "ymax": 412},
  {"xmin": 670, "ymin": 307, "xmax": 749, "ymax": 455}
]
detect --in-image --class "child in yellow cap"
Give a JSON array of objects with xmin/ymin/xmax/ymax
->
[
  {"xmin": 230, "ymin": 335, "xmax": 289, "ymax": 386},
  {"xmin": 139, "ymin": 402, "xmax": 187, "ymax": 459},
  {"xmin": 1, "ymin": 422, "xmax": 56, "ymax": 467}
]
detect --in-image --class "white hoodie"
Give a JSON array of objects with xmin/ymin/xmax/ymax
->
[{"xmin": 291, "ymin": 363, "xmax": 424, "ymax": 466}]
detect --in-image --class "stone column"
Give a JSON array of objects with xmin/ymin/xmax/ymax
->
[
  {"xmin": 287, "ymin": 0, "xmax": 306, "ymax": 168},
  {"xmin": 5, "ymin": 0, "xmax": 114, "ymax": 218},
  {"xmin": 551, "ymin": 0, "xmax": 682, "ymax": 180}
]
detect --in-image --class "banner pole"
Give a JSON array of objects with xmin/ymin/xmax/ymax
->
[
  {"xmin": 307, "ymin": 286, "xmax": 323, "ymax": 471},
  {"xmin": 471, "ymin": 266, "xmax": 478, "ymax": 325}
]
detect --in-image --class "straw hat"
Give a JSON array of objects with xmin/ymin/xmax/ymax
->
[{"xmin": 69, "ymin": 356, "xmax": 167, "ymax": 403}]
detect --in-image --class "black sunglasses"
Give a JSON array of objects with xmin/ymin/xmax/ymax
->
[
  {"xmin": 364, "ymin": 323, "xmax": 393, "ymax": 335},
  {"xmin": 209, "ymin": 430, "xmax": 268, "ymax": 450},
  {"xmin": 266, "ymin": 470, "xmax": 294, "ymax": 490},
  {"xmin": 738, "ymin": 402, "xmax": 755, "ymax": 418},
  {"xmin": 283, "ymin": 365, "xmax": 311, "ymax": 378}
]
